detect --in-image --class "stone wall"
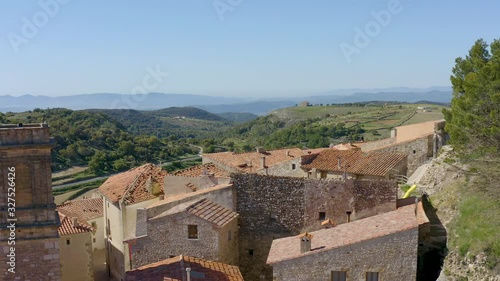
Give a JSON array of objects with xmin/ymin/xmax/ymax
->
[
  {"xmin": 271, "ymin": 228, "xmax": 419, "ymax": 281},
  {"xmin": 0, "ymin": 238, "xmax": 61, "ymax": 281},
  {"xmin": 233, "ymin": 174, "xmax": 398, "ymax": 281},
  {"xmin": 128, "ymin": 212, "xmax": 238, "ymax": 269},
  {"xmin": 365, "ymin": 134, "xmax": 433, "ymax": 176}
]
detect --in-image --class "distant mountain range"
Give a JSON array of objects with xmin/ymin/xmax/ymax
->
[{"xmin": 0, "ymin": 87, "xmax": 452, "ymax": 115}]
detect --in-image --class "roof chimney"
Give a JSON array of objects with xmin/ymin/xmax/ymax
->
[
  {"xmin": 260, "ymin": 156, "xmax": 266, "ymax": 169},
  {"xmin": 256, "ymin": 147, "xmax": 266, "ymax": 154},
  {"xmin": 71, "ymin": 217, "xmax": 78, "ymax": 228},
  {"xmin": 286, "ymin": 150, "xmax": 290, "ymax": 157},
  {"xmin": 299, "ymin": 232, "xmax": 312, "ymax": 253},
  {"xmin": 346, "ymin": 211, "xmax": 352, "ymax": 223}
]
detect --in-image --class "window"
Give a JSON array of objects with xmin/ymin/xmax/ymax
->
[
  {"xmin": 318, "ymin": 212, "xmax": 326, "ymax": 221},
  {"xmin": 248, "ymin": 249, "xmax": 254, "ymax": 256},
  {"xmin": 66, "ymin": 239, "xmax": 70, "ymax": 245},
  {"xmin": 91, "ymin": 222, "xmax": 97, "ymax": 229},
  {"xmin": 291, "ymin": 163, "xmax": 296, "ymax": 170},
  {"xmin": 270, "ymin": 212, "xmax": 277, "ymax": 221},
  {"xmin": 228, "ymin": 230, "xmax": 232, "ymax": 241},
  {"xmin": 93, "ymin": 238, "xmax": 96, "ymax": 243},
  {"xmin": 106, "ymin": 219, "xmax": 111, "ymax": 236},
  {"xmin": 366, "ymin": 272, "xmax": 379, "ymax": 281},
  {"xmin": 320, "ymin": 171, "xmax": 327, "ymax": 178},
  {"xmin": 413, "ymin": 150, "xmax": 416, "ymax": 154},
  {"xmin": 188, "ymin": 225, "xmax": 198, "ymax": 239},
  {"xmin": 331, "ymin": 271, "xmax": 347, "ymax": 281}
]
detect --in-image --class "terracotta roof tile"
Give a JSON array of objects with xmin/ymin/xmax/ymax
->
[
  {"xmin": 267, "ymin": 203, "xmax": 426, "ymax": 264},
  {"xmin": 125, "ymin": 255, "xmax": 244, "ymax": 281},
  {"xmin": 98, "ymin": 163, "xmax": 167, "ymax": 205},
  {"xmin": 173, "ymin": 163, "xmax": 230, "ymax": 178},
  {"xmin": 57, "ymin": 210, "xmax": 94, "ymax": 236},
  {"xmin": 203, "ymin": 147, "xmax": 328, "ymax": 173},
  {"xmin": 151, "ymin": 198, "xmax": 238, "ymax": 228},
  {"xmin": 302, "ymin": 148, "xmax": 407, "ymax": 177},
  {"xmin": 57, "ymin": 198, "xmax": 103, "ymax": 221}
]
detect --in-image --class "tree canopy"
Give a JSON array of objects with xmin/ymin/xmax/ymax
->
[{"xmin": 444, "ymin": 39, "xmax": 500, "ymax": 156}]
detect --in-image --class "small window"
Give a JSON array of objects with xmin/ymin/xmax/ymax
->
[
  {"xmin": 93, "ymin": 238, "xmax": 96, "ymax": 243},
  {"xmin": 366, "ymin": 272, "xmax": 379, "ymax": 281},
  {"xmin": 66, "ymin": 239, "xmax": 70, "ymax": 245},
  {"xmin": 91, "ymin": 222, "xmax": 97, "ymax": 229},
  {"xmin": 318, "ymin": 212, "xmax": 326, "ymax": 221},
  {"xmin": 188, "ymin": 225, "xmax": 198, "ymax": 239},
  {"xmin": 228, "ymin": 230, "xmax": 232, "ymax": 241},
  {"xmin": 320, "ymin": 171, "xmax": 327, "ymax": 178},
  {"xmin": 248, "ymin": 249, "xmax": 254, "ymax": 256},
  {"xmin": 413, "ymin": 150, "xmax": 416, "ymax": 154},
  {"xmin": 291, "ymin": 163, "xmax": 296, "ymax": 170},
  {"xmin": 270, "ymin": 212, "xmax": 277, "ymax": 221},
  {"xmin": 331, "ymin": 271, "xmax": 347, "ymax": 281}
]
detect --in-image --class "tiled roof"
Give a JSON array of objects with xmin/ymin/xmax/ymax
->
[
  {"xmin": 125, "ymin": 255, "xmax": 244, "ymax": 281},
  {"xmin": 173, "ymin": 163, "xmax": 230, "ymax": 178},
  {"xmin": 331, "ymin": 142, "xmax": 362, "ymax": 150},
  {"xmin": 151, "ymin": 198, "xmax": 238, "ymax": 228},
  {"xmin": 57, "ymin": 210, "xmax": 94, "ymax": 236},
  {"xmin": 203, "ymin": 147, "xmax": 327, "ymax": 173},
  {"xmin": 57, "ymin": 198, "xmax": 103, "ymax": 221},
  {"xmin": 267, "ymin": 203, "xmax": 426, "ymax": 264},
  {"xmin": 98, "ymin": 163, "xmax": 167, "ymax": 204},
  {"xmin": 302, "ymin": 148, "xmax": 407, "ymax": 176},
  {"xmin": 186, "ymin": 199, "xmax": 238, "ymax": 227}
]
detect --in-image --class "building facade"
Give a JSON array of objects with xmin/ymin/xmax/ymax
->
[{"xmin": 0, "ymin": 123, "xmax": 62, "ymax": 281}]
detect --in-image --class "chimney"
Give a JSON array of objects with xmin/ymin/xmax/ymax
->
[
  {"xmin": 299, "ymin": 232, "xmax": 312, "ymax": 253},
  {"xmin": 256, "ymin": 147, "xmax": 266, "ymax": 153},
  {"xmin": 186, "ymin": 267, "xmax": 191, "ymax": 281},
  {"xmin": 286, "ymin": 150, "xmax": 290, "ymax": 157},
  {"xmin": 71, "ymin": 217, "xmax": 78, "ymax": 228},
  {"xmin": 346, "ymin": 211, "xmax": 352, "ymax": 223},
  {"xmin": 260, "ymin": 156, "xmax": 266, "ymax": 168}
]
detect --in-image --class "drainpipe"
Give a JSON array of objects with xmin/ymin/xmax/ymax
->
[{"xmin": 186, "ymin": 267, "xmax": 191, "ymax": 281}]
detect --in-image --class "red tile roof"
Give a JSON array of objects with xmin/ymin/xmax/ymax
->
[
  {"xmin": 57, "ymin": 198, "xmax": 103, "ymax": 221},
  {"xmin": 125, "ymin": 255, "xmax": 244, "ymax": 281},
  {"xmin": 203, "ymin": 147, "xmax": 327, "ymax": 173},
  {"xmin": 151, "ymin": 198, "xmax": 238, "ymax": 228},
  {"xmin": 98, "ymin": 163, "xmax": 167, "ymax": 205},
  {"xmin": 173, "ymin": 163, "xmax": 230, "ymax": 178},
  {"xmin": 302, "ymin": 148, "xmax": 407, "ymax": 177},
  {"xmin": 267, "ymin": 203, "xmax": 426, "ymax": 264},
  {"xmin": 186, "ymin": 199, "xmax": 238, "ymax": 227},
  {"xmin": 57, "ymin": 210, "xmax": 94, "ymax": 236}
]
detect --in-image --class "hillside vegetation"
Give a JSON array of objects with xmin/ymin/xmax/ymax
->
[{"xmin": 435, "ymin": 39, "xmax": 500, "ymax": 279}]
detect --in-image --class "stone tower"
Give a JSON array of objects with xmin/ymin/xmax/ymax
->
[{"xmin": 0, "ymin": 123, "xmax": 61, "ymax": 281}]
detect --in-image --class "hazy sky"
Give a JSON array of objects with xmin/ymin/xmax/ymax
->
[{"xmin": 1, "ymin": 0, "xmax": 499, "ymax": 97}]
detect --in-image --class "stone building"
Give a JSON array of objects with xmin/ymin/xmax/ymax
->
[
  {"xmin": 126, "ymin": 183, "xmax": 238, "ymax": 268},
  {"xmin": 232, "ymin": 174, "xmax": 399, "ymax": 281},
  {"xmin": 57, "ymin": 197, "xmax": 104, "ymax": 251},
  {"xmin": 98, "ymin": 163, "xmax": 167, "ymax": 281},
  {"xmin": 57, "ymin": 210, "xmax": 94, "ymax": 281},
  {"xmin": 301, "ymin": 148, "xmax": 407, "ymax": 180},
  {"xmin": 0, "ymin": 123, "xmax": 62, "ymax": 281},
  {"xmin": 125, "ymin": 255, "xmax": 244, "ymax": 281},
  {"xmin": 267, "ymin": 202, "xmax": 429, "ymax": 281}
]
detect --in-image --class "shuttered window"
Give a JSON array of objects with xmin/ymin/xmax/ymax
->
[
  {"xmin": 366, "ymin": 272, "xmax": 379, "ymax": 281},
  {"xmin": 331, "ymin": 271, "xmax": 346, "ymax": 281}
]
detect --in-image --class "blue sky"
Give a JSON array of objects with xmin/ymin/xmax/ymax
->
[{"xmin": 0, "ymin": 0, "xmax": 499, "ymax": 97}]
